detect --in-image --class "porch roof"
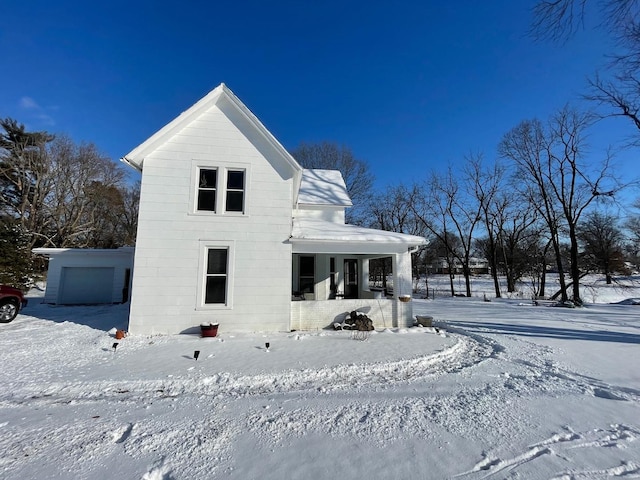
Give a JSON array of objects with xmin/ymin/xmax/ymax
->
[{"xmin": 290, "ymin": 218, "xmax": 427, "ymax": 254}]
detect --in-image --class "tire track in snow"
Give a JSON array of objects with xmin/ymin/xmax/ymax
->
[
  {"xmin": 0, "ymin": 331, "xmax": 494, "ymax": 479},
  {"xmin": 455, "ymin": 424, "xmax": 640, "ymax": 479},
  {"xmin": 0, "ymin": 406, "xmax": 239, "ymax": 478},
  {"xmin": 0, "ymin": 331, "xmax": 496, "ymax": 408},
  {"xmin": 449, "ymin": 316, "xmax": 640, "ymax": 404}
]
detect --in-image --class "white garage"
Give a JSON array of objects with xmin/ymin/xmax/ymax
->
[
  {"xmin": 59, "ymin": 267, "xmax": 115, "ymax": 304},
  {"xmin": 33, "ymin": 248, "xmax": 134, "ymax": 305}
]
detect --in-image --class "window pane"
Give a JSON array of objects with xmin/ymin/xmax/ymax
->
[
  {"xmin": 300, "ymin": 278, "xmax": 315, "ymax": 294},
  {"xmin": 205, "ymin": 277, "xmax": 226, "ymax": 304},
  {"xmin": 198, "ymin": 190, "xmax": 216, "ymax": 211},
  {"xmin": 227, "ymin": 170, "xmax": 244, "ymax": 189},
  {"xmin": 226, "ymin": 191, "xmax": 244, "ymax": 212},
  {"xmin": 207, "ymin": 249, "xmax": 227, "ymax": 274},
  {"xmin": 299, "ymin": 256, "xmax": 314, "ymax": 276},
  {"xmin": 200, "ymin": 169, "xmax": 217, "ymax": 188}
]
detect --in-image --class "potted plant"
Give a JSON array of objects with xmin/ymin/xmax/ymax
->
[{"xmin": 200, "ymin": 322, "xmax": 219, "ymax": 337}]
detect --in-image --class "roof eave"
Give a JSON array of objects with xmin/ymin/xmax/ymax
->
[{"xmin": 118, "ymin": 84, "xmax": 302, "ymax": 179}]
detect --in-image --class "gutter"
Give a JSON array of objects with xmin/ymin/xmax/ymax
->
[{"xmin": 120, "ymin": 156, "xmax": 142, "ymax": 173}]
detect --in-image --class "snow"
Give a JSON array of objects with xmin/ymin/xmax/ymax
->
[
  {"xmin": 291, "ymin": 217, "xmax": 427, "ymax": 245},
  {"xmin": 1, "ymin": 276, "xmax": 640, "ymax": 479},
  {"xmin": 297, "ymin": 169, "xmax": 353, "ymax": 207}
]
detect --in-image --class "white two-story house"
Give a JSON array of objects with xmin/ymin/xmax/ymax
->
[{"xmin": 121, "ymin": 84, "xmax": 425, "ymax": 335}]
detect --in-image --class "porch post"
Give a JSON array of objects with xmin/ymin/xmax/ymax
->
[{"xmin": 393, "ymin": 251, "xmax": 414, "ymax": 328}]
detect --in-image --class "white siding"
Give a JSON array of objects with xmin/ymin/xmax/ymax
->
[
  {"xmin": 129, "ymin": 105, "xmax": 295, "ymax": 334},
  {"xmin": 294, "ymin": 205, "xmax": 346, "ymax": 223},
  {"xmin": 39, "ymin": 249, "xmax": 133, "ymax": 305}
]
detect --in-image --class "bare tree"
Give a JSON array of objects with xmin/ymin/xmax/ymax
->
[
  {"xmin": 577, "ymin": 210, "xmax": 627, "ymax": 283},
  {"xmin": 466, "ymin": 155, "xmax": 506, "ymax": 297},
  {"xmin": 499, "ymin": 107, "xmax": 619, "ymax": 304},
  {"xmin": 625, "ymin": 199, "xmax": 640, "ymax": 267},
  {"xmin": 290, "ymin": 142, "xmax": 375, "ymax": 225},
  {"xmin": 532, "ymin": 0, "xmax": 640, "ymax": 138},
  {"xmin": 531, "ymin": 1, "xmax": 640, "ymax": 47},
  {"xmin": 42, "ymin": 136, "xmax": 127, "ymax": 247},
  {"xmin": 412, "ymin": 167, "xmax": 482, "ymax": 297},
  {"xmin": 1, "ymin": 118, "xmax": 137, "ymax": 253},
  {"xmin": 495, "ymin": 195, "xmax": 542, "ymax": 293},
  {"xmin": 367, "ymin": 184, "xmax": 427, "ymax": 290},
  {"xmin": 82, "ymin": 181, "xmax": 140, "ymax": 248}
]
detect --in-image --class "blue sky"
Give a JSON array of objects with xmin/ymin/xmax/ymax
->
[{"xmin": 1, "ymin": 1, "xmax": 636, "ymax": 191}]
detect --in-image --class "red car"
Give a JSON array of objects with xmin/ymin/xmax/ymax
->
[{"xmin": 0, "ymin": 285, "xmax": 28, "ymax": 323}]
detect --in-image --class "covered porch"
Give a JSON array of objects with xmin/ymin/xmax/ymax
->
[{"xmin": 289, "ymin": 218, "xmax": 425, "ymax": 331}]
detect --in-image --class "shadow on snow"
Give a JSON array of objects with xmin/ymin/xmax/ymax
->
[{"xmin": 446, "ymin": 320, "xmax": 640, "ymax": 344}]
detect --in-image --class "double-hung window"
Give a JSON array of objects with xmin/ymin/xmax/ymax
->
[
  {"xmin": 195, "ymin": 166, "xmax": 246, "ymax": 214},
  {"xmin": 197, "ymin": 168, "xmax": 217, "ymax": 212},
  {"xmin": 225, "ymin": 170, "xmax": 245, "ymax": 213},
  {"xmin": 205, "ymin": 248, "xmax": 228, "ymax": 304}
]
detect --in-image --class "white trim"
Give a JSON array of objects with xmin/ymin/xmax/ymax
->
[
  {"xmin": 120, "ymin": 84, "xmax": 302, "ymax": 174},
  {"xmin": 189, "ymin": 160, "xmax": 251, "ymax": 217},
  {"xmin": 291, "ymin": 218, "xmax": 426, "ymax": 254},
  {"xmin": 196, "ymin": 240, "xmax": 235, "ymax": 310}
]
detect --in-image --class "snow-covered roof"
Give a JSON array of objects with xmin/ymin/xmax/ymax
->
[
  {"xmin": 297, "ymin": 169, "xmax": 353, "ymax": 207},
  {"xmin": 33, "ymin": 247, "xmax": 134, "ymax": 257},
  {"xmin": 291, "ymin": 218, "xmax": 426, "ymax": 254}
]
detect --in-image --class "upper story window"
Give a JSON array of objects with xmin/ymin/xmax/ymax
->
[
  {"xmin": 197, "ymin": 169, "xmax": 217, "ymax": 212},
  {"xmin": 194, "ymin": 166, "xmax": 247, "ymax": 215},
  {"xmin": 225, "ymin": 170, "xmax": 245, "ymax": 213}
]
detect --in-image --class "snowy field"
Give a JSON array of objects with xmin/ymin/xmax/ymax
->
[{"xmin": 1, "ymin": 276, "xmax": 639, "ymax": 479}]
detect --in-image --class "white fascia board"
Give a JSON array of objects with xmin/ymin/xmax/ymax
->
[
  {"xmin": 119, "ymin": 83, "xmax": 303, "ymax": 189},
  {"xmin": 290, "ymin": 239, "xmax": 416, "ymax": 255},
  {"xmin": 32, "ymin": 247, "xmax": 135, "ymax": 257},
  {"xmin": 120, "ymin": 85, "xmax": 226, "ymax": 170},
  {"xmin": 218, "ymin": 85, "xmax": 302, "ymax": 175}
]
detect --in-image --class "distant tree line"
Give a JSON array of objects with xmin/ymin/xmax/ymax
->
[
  {"xmin": 0, "ymin": 118, "xmax": 139, "ymax": 289},
  {"xmin": 293, "ymin": 103, "xmax": 638, "ymax": 306},
  {"xmin": 365, "ymin": 105, "xmax": 637, "ymax": 305}
]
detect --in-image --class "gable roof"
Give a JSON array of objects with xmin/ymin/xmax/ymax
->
[
  {"xmin": 120, "ymin": 83, "xmax": 302, "ymax": 179},
  {"xmin": 297, "ymin": 169, "xmax": 353, "ymax": 207}
]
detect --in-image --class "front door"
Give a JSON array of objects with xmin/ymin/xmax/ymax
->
[{"xmin": 344, "ymin": 259, "xmax": 358, "ymax": 299}]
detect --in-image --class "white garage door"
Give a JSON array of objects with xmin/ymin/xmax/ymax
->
[{"xmin": 59, "ymin": 267, "xmax": 115, "ymax": 304}]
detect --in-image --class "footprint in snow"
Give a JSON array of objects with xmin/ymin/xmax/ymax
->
[
  {"xmin": 142, "ymin": 458, "xmax": 175, "ymax": 480},
  {"xmin": 112, "ymin": 422, "xmax": 134, "ymax": 444},
  {"xmin": 591, "ymin": 387, "xmax": 627, "ymax": 401}
]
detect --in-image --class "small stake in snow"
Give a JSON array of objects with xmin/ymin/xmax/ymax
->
[
  {"xmin": 112, "ymin": 342, "xmax": 119, "ymax": 352},
  {"xmin": 265, "ymin": 342, "xmax": 270, "ymax": 352},
  {"xmin": 194, "ymin": 350, "xmax": 200, "ymax": 361}
]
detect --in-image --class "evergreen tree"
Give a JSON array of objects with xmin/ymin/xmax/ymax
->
[{"xmin": 0, "ymin": 216, "xmax": 33, "ymax": 289}]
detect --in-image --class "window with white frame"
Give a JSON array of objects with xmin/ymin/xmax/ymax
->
[
  {"xmin": 194, "ymin": 165, "xmax": 247, "ymax": 214},
  {"xmin": 204, "ymin": 248, "xmax": 228, "ymax": 304},
  {"xmin": 225, "ymin": 169, "xmax": 245, "ymax": 213},
  {"xmin": 197, "ymin": 168, "xmax": 217, "ymax": 212}
]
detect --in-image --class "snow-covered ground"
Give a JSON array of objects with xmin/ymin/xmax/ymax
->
[{"xmin": 1, "ymin": 276, "xmax": 639, "ymax": 479}]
